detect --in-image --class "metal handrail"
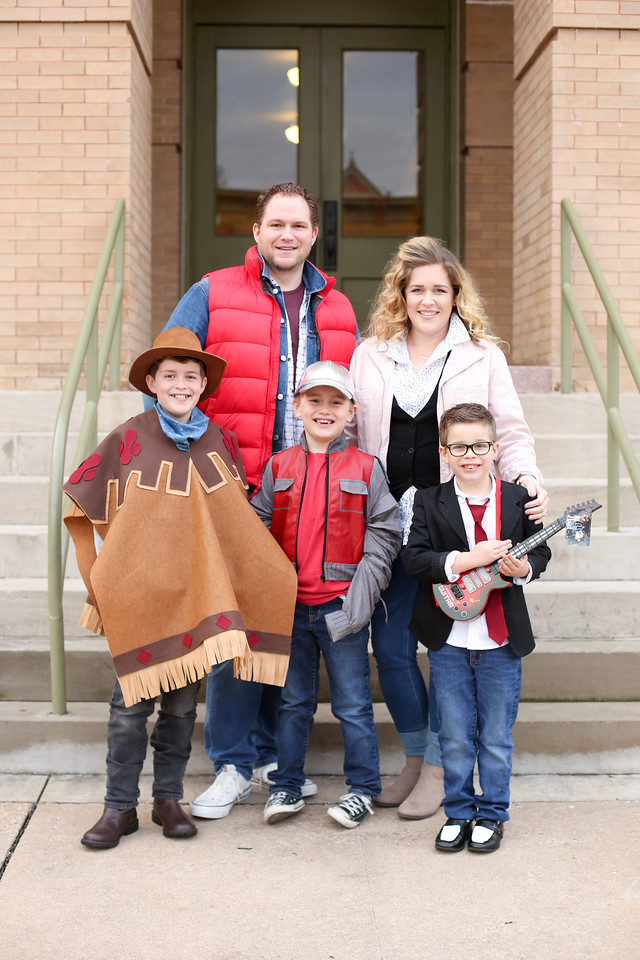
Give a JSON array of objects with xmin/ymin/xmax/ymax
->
[
  {"xmin": 560, "ymin": 197, "xmax": 640, "ymax": 531},
  {"xmin": 47, "ymin": 199, "xmax": 126, "ymax": 714}
]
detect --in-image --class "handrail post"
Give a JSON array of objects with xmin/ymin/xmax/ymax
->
[
  {"xmin": 109, "ymin": 210, "xmax": 125, "ymax": 391},
  {"xmin": 558, "ymin": 197, "xmax": 640, "ymax": 532},
  {"xmin": 48, "ymin": 198, "xmax": 125, "ymax": 714},
  {"xmin": 607, "ymin": 317, "xmax": 620, "ymax": 531},
  {"xmin": 560, "ymin": 201, "xmax": 572, "ymax": 393}
]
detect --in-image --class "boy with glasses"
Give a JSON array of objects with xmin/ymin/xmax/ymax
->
[{"xmin": 403, "ymin": 403, "xmax": 551, "ymax": 853}]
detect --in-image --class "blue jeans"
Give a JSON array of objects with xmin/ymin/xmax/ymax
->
[
  {"xmin": 371, "ymin": 557, "xmax": 441, "ymax": 766},
  {"xmin": 272, "ymin": 598, "xmax": 381, "ymax": 798},
  {"xmin": 428, "ymin": 644, "xmax": 522, "ymax": 822},
  {"xmin": 203, "ymin": 659, "xmax": 282, "ymax": 781},
  {"xmin": 105, "ymin": 678, "xmax": 200, "ymax": 809}
]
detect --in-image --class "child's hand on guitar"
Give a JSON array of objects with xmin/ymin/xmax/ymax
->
[
  {"xmin": 454, "ymin": 539, "xmax": 512, "ymax": 572},
  {"xmin": 498, "ymin": 552, "xmax": 530, "ymax": 578}
]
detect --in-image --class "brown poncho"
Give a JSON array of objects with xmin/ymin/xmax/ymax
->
[{"xmin": 63, "ymin": 409, "xmax": 296, "ymax": 707}]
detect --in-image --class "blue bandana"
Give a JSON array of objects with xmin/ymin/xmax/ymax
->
[{"xmin": 154, "ymin": 402, "xmax": 209, "ymax": 450}]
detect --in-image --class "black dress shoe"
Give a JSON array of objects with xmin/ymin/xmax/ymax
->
[
  {"xmin": 81, "ymin": 807, "xmax": 138, "ymax": 849},
  {"xmin": 468, "ymin": 818, "xmax": 504, "ymax": 853},
  {"xmin": 152, "ymin": 798, "xmax": 198, "ymax": 838},
  {"xmin": 435, "ymin": 818, "xmax": 474, "ymax": 853}
]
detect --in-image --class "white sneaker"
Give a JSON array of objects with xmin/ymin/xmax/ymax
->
[
  {"xmin": 190, "ymin": 765, "xmax": 251, "ymax": 819},
  {"xmin": 251, "ymin": 762, "xmax": 319, "ymax": 798},
  {"xmin": 327, "ymin": 793, "xmax": 374, "ymax": 829}
]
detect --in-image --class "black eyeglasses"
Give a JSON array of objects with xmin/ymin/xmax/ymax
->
[{"xmin": 444, "ymin": 441, "xmax": 494, "ymax": 457}]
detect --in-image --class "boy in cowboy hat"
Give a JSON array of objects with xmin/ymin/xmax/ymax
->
[{"xmin": 64, "ymin": 328, "xmax": 297, "ymax": 849}]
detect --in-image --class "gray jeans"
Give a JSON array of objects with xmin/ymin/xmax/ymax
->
[{"xmin": 104, "ymin": 678, "xmax": 200, "ymax": 809}]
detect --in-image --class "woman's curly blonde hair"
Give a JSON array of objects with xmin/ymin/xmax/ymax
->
[{"xmin": 367, "ymin": 236, "xmax": 501, "ymax": 346}]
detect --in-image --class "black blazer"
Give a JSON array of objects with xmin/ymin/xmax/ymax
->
[{"xmin": 403, "ymin": 479, "xmax": 551, "ymax": 657}]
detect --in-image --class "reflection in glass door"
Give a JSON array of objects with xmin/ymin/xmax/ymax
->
[
  {"xmin": 342, "ymin": 50, "xmax": 423, "ymax": 238},
  {"xmin": 216, "ymin": 49, "xmax": 299, "ymax": 235}
]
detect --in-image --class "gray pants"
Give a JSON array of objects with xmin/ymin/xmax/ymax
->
[{"xmin": 104, "ymin": 678, "xmax": 200, "ymax": 809}]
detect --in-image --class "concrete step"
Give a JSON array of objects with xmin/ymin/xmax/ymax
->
[
  {"xmin": 0, "ymin": 525, "xmax": 79, "ymax": 579},
  {"xmin": 2, "ymin": 637, "xmax": 639, "ymax": 704},
  {"xmin": 2, "ymin": 521, "xmax": 635, "ymax": 581},
  {"xmin": 1, "ymin": 700, "xmax": 638, "ymax": 776},
  {"xmin": 533, "ymin": 434, "xmax": 640, "ymax": 478},
  {"xmin": 525, "ymin": 580, "xmax": 640, "ymax": 639},
  {"xmin": 520, "ymin": 392, "xmax": 640, "ymax": 435},
  {"xmin": 545, "ymin": 478, "xmax": 640, "ymax": 526},
  {"xmin": 1, "ymin": 474, "xmax": 636, "ymax": 528},
  {"xmin": 1, "ymin": 575, "xmax": 639, "ymax": 641},
  {"xmin": 0, "ymin": 578, "xmax": 89, "ymax": 639}
]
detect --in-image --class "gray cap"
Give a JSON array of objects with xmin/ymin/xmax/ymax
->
[{"xmin": 294, "ymin": 360, "xmax": 354, "ymax": 400}]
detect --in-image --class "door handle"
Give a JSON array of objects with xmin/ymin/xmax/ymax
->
[{"xmin": 323, "ymin": 201, "xmax": 337, "ymax": 272}]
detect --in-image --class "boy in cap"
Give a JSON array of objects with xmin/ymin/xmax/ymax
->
[
  {"xmin": 251, "ymin": 361, "xmax": 402, "ymax": 828},
  {"xmin": 64, "ymin": 328, "xmax": 296, "ymax": 849}
]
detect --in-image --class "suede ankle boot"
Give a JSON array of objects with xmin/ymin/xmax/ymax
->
[
  {"xmin": 374, "ymin": 756, "xmax": 423, "ymax": 807},
  {"xmin": 397, "ymin": 763, "xmax": 444, "ymax": 819}
]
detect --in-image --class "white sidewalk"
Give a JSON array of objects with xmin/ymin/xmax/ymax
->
[{"xmin": 1, "ymin": 774, "xmax": 639, "ymax": 960}]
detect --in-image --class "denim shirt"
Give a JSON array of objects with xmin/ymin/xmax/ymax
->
[{"xmin": 158, "ymin": 250, "xmax": 330, "ymax": 454}]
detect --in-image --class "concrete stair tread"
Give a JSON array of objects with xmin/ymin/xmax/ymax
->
[
  {"xmin": 1, "ymin": 700, "xmax": 638, "ymax": 776},
  {"xmin": 3, "ymin": 699, "xmax": 637, "ymax": 721}
]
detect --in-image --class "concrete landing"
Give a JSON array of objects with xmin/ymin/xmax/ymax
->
[{"xmin": 0, "ymin": 775, "xmax": 639, "ymax": 960}]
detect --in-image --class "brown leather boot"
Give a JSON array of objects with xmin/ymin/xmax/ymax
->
[
  {"xmin": 374, "ymin": 756, "xmax": 423, "ymax": 807},
  {"xmin": 81, "ymin": 807, "xmax": 138, "ymax": 849},
  {"xmin": 397, "ymin": 763, "xmax": 444, "ymax": 819},
  {"xmin": 152, "ymin": 798, "xmax": 198, "ymax": 838}
]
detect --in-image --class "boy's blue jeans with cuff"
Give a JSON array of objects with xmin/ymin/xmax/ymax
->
[
  {"xmin": 271, "ymin": 598, "xmax": 381, "ymax": 799},
  {"xmin": 428, "ymin": 643, "xmax": 522, "ymax": 822},
  {"xmin": 104, "ymin": 678, "xmax": 200, "ymax": 810}
]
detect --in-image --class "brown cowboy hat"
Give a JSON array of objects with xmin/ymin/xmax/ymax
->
[{"xmin": 128, "ymin": 327, "xmax": 226, "ymax": 401}]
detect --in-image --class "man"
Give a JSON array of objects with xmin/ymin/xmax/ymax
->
[{"xmin": 157, "ymin": 183, "xmax": 359, "ymax": 819}]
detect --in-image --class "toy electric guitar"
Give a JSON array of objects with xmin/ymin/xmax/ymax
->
[{"xmin": 432, "ymin": 499, "xmax": 601, "ymax": 622}]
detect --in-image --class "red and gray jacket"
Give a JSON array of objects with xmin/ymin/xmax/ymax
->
[
  {"xmin": 198, "ymin": 246, "xmax": 357, "ymax": 486},
  {"xmin": 251, "ymin": 433, "xmax": 402, "ymax": 641}
]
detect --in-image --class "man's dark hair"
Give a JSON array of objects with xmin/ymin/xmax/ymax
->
[{"xmin": 255, "ymin": 182, "xmax": 319, "ymax": 228}]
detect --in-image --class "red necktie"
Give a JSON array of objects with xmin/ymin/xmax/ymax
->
[{"xmin": 466, "ymin": 500, "xmax": 508, "ymax": 646}]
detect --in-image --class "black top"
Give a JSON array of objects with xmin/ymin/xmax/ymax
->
[{"xmin": 385, "ymin": 358, "xmax": 448, "ymax": 501}]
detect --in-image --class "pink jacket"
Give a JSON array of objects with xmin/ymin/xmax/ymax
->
[{"xmin": 347, "ymin": 336, "xmax": 543, "ymax": 485}]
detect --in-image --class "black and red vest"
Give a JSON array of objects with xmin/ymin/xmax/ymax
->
[{"xmin": 269, "ymin": 443, "xmax": 375, "ymax": 580}]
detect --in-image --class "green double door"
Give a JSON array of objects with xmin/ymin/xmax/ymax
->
[{"xmin": 189, "ymin": 20, "xmax": 452, "ymax": 328}]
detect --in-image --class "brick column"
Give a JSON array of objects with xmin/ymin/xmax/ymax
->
[
  {"xmin": 513, "ymin": 0, "xmax": 640, "ymax": 390},
  {"xmin": 462, "ymin": 0, "xmax": 515, "ymax": 346},
  {"xmin": 0, "ymin": 1, "xmax": 152, "ymax": 390}
]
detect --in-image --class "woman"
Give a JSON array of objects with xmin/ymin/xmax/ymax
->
[{"xmin": 349, "ymin": 236, "xmax": 547, "ymax": 819}]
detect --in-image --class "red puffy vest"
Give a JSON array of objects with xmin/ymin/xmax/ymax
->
[{"xmin": 197, "ymin": 246, "xmax": 357, "ymax": 486}]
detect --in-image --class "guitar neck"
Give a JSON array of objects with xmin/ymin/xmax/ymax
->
[{"xmin": 509, "ymin": 517, "xmax": 566, "ymax": 560}]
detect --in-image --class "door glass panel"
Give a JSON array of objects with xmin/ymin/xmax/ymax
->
[
  {"xmin": 216, "ymin": 49, "xmax": 299, "ymax": 235},
  {"xmin": 342, "ymin": 51, "xmax": 422, "ymax": 237}
]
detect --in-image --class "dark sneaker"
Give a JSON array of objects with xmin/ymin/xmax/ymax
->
[
  {"xmin": 327, "ymin": 793, "xmax": 374, "ymax": 829},
  {"xmin": 263, "ymin": 791, "xmax": 305, "ymax": 824}
]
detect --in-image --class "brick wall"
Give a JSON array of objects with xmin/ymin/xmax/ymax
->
[
  {"xmin": 151, "ymin": 0, "xmax": 183, "ymax": 339},
  {"xmin": 513, "ymin": 0, "xmax": 640, "ymax": 390},
  {"xmin": 462, "ymin": 0, "xmax": 516, "ymax": 347},
  {"xmin": 0, "ymin": 1, "xmax": 153, "ymax": 390}
]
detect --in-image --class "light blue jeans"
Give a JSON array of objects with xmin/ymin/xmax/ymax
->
[
  {"xmin": 203, "ymin": 660, "xmax": 282, "ymax": 781},
  {"xmin": 428, "ymin": 643, "xmax": 522, "ymax": 822}
]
